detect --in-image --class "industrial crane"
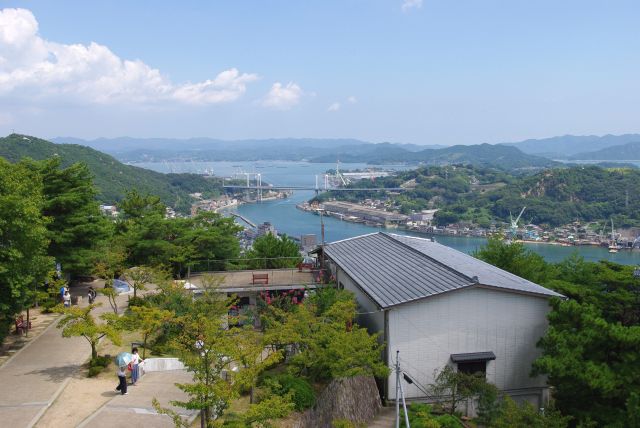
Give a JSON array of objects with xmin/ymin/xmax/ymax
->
[{"xmin": 508, "ymin": 206, "xmax": 526, "ymax": 238}]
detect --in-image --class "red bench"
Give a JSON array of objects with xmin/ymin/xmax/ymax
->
[
  {"xmin": 14, "ymin": 316, "xmax": 31, "ymax": 335},
  {"xmin": 252, "ymin": 273, "xmax": 269, "ymax": 285}
]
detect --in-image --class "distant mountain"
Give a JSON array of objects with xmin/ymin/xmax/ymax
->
[
  {"xmin": 502, "ymin": 134, "xmax": 640, "ymax": 157},
  {"xmin": 569, "ymin": 141, "xmax": 640, "ymax": 160},
  {"xmin": 0, "ymin": 134, "xmax": 223, "ymax": 211},
  {"xmin": 312, "ymin": 143, "xmax": 557, "ymax": 170},
  {"xmin": 51, "ymin": 137, "xmax": 447, "ymax": 162}
]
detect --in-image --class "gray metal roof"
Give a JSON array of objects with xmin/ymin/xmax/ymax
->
[
  {"xmin": 323, "ymin": 232, "xmax": 562, "ymax": 309},
  {"xmin": 388, "ymin": 234, "xmax": 563, "ymax": 298},
  {"xmin": 450, "ymin": 352, "xmax": 496, "ymax": 363}
]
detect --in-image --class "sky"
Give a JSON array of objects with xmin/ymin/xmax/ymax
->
[{"xmin": 0, "ymin": 0, "xmax": 639, "ymax": 145}]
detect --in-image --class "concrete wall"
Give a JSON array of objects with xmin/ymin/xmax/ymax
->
[
  {"xmin": 386, "ymin": 286, "xmax": 550, "ymax": 404},
  {"xmin": 143, "ymin": 358, "xmax": 186, "ymax": 372}
]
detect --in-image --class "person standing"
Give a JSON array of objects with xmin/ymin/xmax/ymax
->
[
  {"xmin": 87, "ymin": 286, "xmax": 96, "ymax": 304},
  {"xmin": 115, "ymin": 365, "xmax": 128, "ymax": 395},
  {"xmin": 130, "ymin": 347, "xmax": 142, "ymax": 385},
  {"xmin": 63, "ymin": 291, "xmax": 71, "ymax": 308}
]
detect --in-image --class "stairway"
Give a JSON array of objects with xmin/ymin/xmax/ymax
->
[{"xmin": 368, "ymin": 406, "xmax": 396, "ymax": 427}]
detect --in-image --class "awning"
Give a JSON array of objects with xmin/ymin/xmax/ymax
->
[{"xmin": 450, "ymin": 352, "xmax": 496, "ymax": 363}]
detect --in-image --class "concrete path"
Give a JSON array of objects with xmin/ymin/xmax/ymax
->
[
  {"xmin": 368, "ymin": 406, "xmax": 396, "ymax": 428},
  {"xmin": 0, "ymin": 313, "xmax": 87, "ymax": 427},
  {"xmin": 77, "ymin": 370, "xmax": 197, "ymax": 427},
  {"xmin": 0, "ymin": 287, "xmax": 127, "ymax": 427}
]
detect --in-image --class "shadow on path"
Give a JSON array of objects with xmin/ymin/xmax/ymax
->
[{"xmin": 25, "ymin": 364, "xmax": 85, "ymax": 382}]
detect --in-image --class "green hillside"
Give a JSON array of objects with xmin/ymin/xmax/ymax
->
[
  {"xmin": 0, "ymin": 134, "xmax": 223, "ymax": 211},
  {"xmin": 325, "ymin": 164, "xmax": 640, "ymax": 227}
]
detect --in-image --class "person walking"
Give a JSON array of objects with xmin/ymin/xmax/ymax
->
[
  {"xmin": 63, "ymin": 291, "xmax": 71, "ymax": 308},
  {"xmin": 87, "ymin": 286, "xmax": 97, "ymax": 304},
  {"xmin": 115, "ymin": 365, "xmax": 128, "ymax": 395},
  {"xmin": 130, "ymin": 347, "xmax": 142, "ymax": 385}
]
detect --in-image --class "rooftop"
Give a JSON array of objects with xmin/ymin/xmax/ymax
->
[
  {"xmin": 322, "ymin": 232, "xmax": 563, "ymax": 309},
  {"xmin": 189, "ymin": 269, "xmax": 318, "ymax": 293}
]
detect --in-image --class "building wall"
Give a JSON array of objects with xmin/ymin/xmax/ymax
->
[
  {"xmin": 334, "ymin": 265, "xmax": 385, "ymax": 342},
  {"xmin": 386, "ymin": 286, "xmax": 550, "ymax": 404}
]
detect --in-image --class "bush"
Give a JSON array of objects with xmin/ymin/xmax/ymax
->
[
  {"xmin": 433, "ymin": 414, "xmax": 463, "ymax": 428},
  {"xmin": 89, "ymin": 355, "xmax": 110, "ymax": 368},
  {"xmin": 87, "ymin": 355, "xmax": 110, "ymax": 377},
  {"xmin": 261, "ymin": 373, "xmax": 315, "ymax": 411},
  {"xmin": 401, "ymin": 403, "xmax": 463, "ymax": 428},
  {"xmin": 88, "ymin": 366, "xmax": 103, "ymax": 377}
]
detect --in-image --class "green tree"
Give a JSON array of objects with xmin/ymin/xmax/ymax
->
[
  {"xmin": 37, "ymin": 158, "xmax": 111, "ymax": 276},
  {"xmin": 171, "ymin": 212, "xmax": 242, "ymax": 275},
  {"xmin": 231, "ymin": 326, "xmax": 282, "ymax": 404},
  {"xmin": 474, "ymin": 236, "xmax": 551, "ymax": 284},
  {"xmin": 154, "ymin": 283, "xmax": 237, "ymax": 427},
  {"xmin": 429, "ymin": 366, "xmax": 485, "ymax": 415},
  {"xmin": 128, "ymin": 305, "xmax": 174, "ymax": 358},
  {"xmin": 245, "ymin": 234, "xmax": 302, "ymax": 269},
  {"xmin": 0, "ymin": 159, "xmax": 50, "ymax": 342},
  {"xmin": 55, "ymin": 303, "xmax": 122, "ymax": 360},
  {"xmin": 263, "ymin": 289, "xmax": 388, "ymax": 382}
]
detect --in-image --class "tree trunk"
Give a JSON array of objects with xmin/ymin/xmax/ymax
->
[
  {"xmin": 91, "ymin": 342, "xmax": 98, "ymax": 360},
  {"xmin": 142, "ymin": 335, "xmax": 148, "ymax": 359}
]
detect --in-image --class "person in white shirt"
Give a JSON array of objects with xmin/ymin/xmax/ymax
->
[
  {"xmin": 131, "ymin": 348, "xmax": 142, "ymax": 385},
  {"xmin": 115, "ymin": 365, "xmax": 127, "ymax": 395},
  {"xmin": 63, "ymin": 291, "xmax": 71, "ymax": 307}
]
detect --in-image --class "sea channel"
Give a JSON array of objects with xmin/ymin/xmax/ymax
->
[{"xmin": 135, "ymin": 160, "xmax": 640, "ymax": 265}]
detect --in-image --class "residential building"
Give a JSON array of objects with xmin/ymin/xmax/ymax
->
[{"xmin": 320, "ymin": 232, "xmax": 563, "ymax": 410}]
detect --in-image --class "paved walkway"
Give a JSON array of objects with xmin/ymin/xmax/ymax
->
[
  {"xmin": 78, "ymin": 370, "xmax": 197, "ymax": 427},
  {"xmin": 0, "ymin": 311, "xmax": 87, "ymax": 427},
  {"xmin": 0, "ymin": 285, "xmax": 193, "ymax": 427}
]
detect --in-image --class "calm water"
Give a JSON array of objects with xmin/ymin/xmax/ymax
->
[{"xmin": 136, "ymin": 160, "xmax": 640, "ymax": 265}]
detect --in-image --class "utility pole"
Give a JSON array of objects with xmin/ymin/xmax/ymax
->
[
  {"xmin": 395, "ymin": 350, "xmax": 411, "ymax": 428},
  {"xmin": 396, "ymin": 350, "xmax": 400, "ymax": 428}
]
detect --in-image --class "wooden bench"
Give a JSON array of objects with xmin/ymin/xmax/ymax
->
[
  {"xmin": 297, "ymin": 262, "xmax": 314, "ymax": 272},
  {"xmin": 252, "ymin": 273, "xmax": 269, "ymax": 285},
  {"xmin": 14, "ymin": 316, "xmax": 31, "ymax": 335}
]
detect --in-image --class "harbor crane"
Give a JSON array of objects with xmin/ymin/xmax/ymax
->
[{"xmin": 509, "ymin": 206, "xmax": 526, "ymax": 237}]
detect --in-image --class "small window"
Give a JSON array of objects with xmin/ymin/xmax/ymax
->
[{"xmin": 457, "ymin": 361, "xmax": 487, "ymax": 376}]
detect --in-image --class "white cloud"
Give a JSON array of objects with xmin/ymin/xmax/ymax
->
[
  {"xmin": 327, "ymin": 102, "xmax": 341, "ymax": 112},
  {"xmin": 0, "ymin": 8, "xmax": 258, "ymax": 105},
  {"xmin": 347, "ymin": 96, "xmax": 357, "ymax": 104},
  {"xmin": 401, "ymin": 0, "xmax": 423, "ymax": 12},
  {"xmin": 261, "ymin": 82, "xmax": 303, "ymax": 110}
]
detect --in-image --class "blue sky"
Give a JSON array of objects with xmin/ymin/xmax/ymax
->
[{"xmin": 0, "ymin": 0, "xmax": 639, "ymax": 145}]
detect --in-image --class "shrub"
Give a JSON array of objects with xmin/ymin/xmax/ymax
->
[
  {"xmin": 89, "ymin": 355, "xmax": 110, "ymax": 368},
  {"xmin": 87, "ymin": 355, "xmax": 110, "ymax": 377},
  {"xmin": 433, "ymin": 414, "xmax": 463, "ymax": 428},
  {"xmin": 261, "ymin": 373, "xmax": 315, "ymax": 411},
  {"xmin": 88, "ymin": 366, "xmax": 103, "ymax": 377}
]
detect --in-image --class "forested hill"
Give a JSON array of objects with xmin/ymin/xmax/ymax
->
[
  {"xmin": 569, "ymin": 141, "xmax": 640, "ymax": 160},
  {"xmin": 329, "ymin": 164, "xmax": 640, "ymax": 227},
  {"xmin": 311, "ymin": 143, "xmax": 557, "ymax": 170},
  {"xmin": 0, "ymin": 134, "xmax": 222, "ymax": 211}
]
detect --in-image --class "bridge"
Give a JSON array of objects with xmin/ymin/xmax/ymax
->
[{"xmin": 223, "ymin": 185, "xmax": 407, "ymax": 192}]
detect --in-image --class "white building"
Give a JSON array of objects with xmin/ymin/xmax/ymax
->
[{"xmin": 321, "ymin": 232, "xmax": 563, "ymax": 409}]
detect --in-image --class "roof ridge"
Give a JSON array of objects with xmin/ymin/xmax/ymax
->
[
  {"xmin": 325, "ymin": 231, "xmax": 380, "ymax": 246},
  {"xmin": 380, "ymin": 233, "xmax": 476, "ymax": 284}
]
